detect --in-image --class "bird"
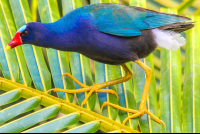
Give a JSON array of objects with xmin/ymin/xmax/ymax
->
[{"xmin": 6, "ymin": 3, "xmax": 194, "ymax": 129}]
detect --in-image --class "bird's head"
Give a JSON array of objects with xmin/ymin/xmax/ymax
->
[
  {"xmin": 6, "ymin": 25, "xmax": 28, "ymax": 50},
  {"xmin": 6, "ymin": 23, "xmax": 46, "ymax": 50}
]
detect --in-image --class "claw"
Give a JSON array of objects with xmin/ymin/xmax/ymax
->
[
  {"xmin": 47, "ymin": 88, "xmax": 63, "ymax": 93},
  {"xmin": 101, "ymin": 102, "xmax": 108, "ymax": 113},
  {"xmin": 81, "ymin": 100, "xmax": 87, "ymax": 106},
  {"xmin": 61, "ymin": 73, "xmax": 69, "ymax": 79},
  {"xmin": 112, "ymin": 91, "xmax": 119, "ymax": 101},
  {"xmin": 122, "ymin": 111, "xmax": 142, "ymax": 125},
  {"xmin": 160, "ymin": 120, "xmax": 166, "ymax": 131},
  {"xmin": 47, "ymin": 88, "xmax": 55, "ymax": 93},
  {"xmin": 145, "ymin": 110, "xmax": 166, "ymax": 130},
  {"xmin": 96, "ymin": 89, "xmax": 119, "ymax": 101}
]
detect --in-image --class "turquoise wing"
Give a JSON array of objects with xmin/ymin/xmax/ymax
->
[{"xmin": 85, "ymin": 3, "xmax": 190, "ymax": 37}]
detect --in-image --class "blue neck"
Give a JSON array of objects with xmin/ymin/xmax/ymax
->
[
  {"xmin": 26, "ymin": 9, "xmax": 93, "ymax": 52},
  {"xmin": 38, "ymin": 22, "xmax": 79, "ymax": 51},
  {"xmin": 28, "ymin": 18, "xmax": 80, "ymax": 51}
]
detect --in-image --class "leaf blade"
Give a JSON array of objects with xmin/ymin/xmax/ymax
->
[
  {"xmin": 0, "ymin": 89, "xmax": 21, "ymax": 106},
  {"xmin": 0, "ymin": 97, "xmax": 41, "ymax": 124},
  {"xmin": 0, "ymin": 105, "xmax": 60, "ymax": 133},
  {"xmin": 64, "ymin": 121, "xmax": 100, "ymax": 133},
  {"xmin": 0, "ymin": 4, "xmax": 19, "ymax": 82},
  {"xmin": 9, "ymin": 0, "xmax": 51, "ymax": 92},
  {"xmin": 160, "ymin": 8, "xmax": 182, "ymax": 133},
  {"xmin": 0, "ymin": 77, "xmax": 138, "ymax": 133},
  {"xmin": 183, "ymin": 15, "xmax": 200, "ymax": 133},
  {"xmin": 0, "ymin": 0, "xmax": 32, "ymax": 86},
  {"xmin": 23, "ymin": 113, "xmax": 80, "ymax": 133}
]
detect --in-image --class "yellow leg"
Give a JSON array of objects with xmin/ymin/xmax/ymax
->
[
  {"xmin": 101, "ymin": 60, "xmax": 166, "ymax": 130},
  {"xmin": 49, "ymin": 63, "xmax": 133, "ymax": 106}
]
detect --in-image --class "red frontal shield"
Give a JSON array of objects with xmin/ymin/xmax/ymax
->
[{"xmin": 7, "ymin": 32, "xmax": 23, "ymax": 50}]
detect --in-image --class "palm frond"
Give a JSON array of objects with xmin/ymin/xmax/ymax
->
[
  {"xmin": 9, "ymin": 0, "xmax": 51, "ymax": 92},
  {"xmin": 0, "ymin": 77, "xmax": 138, "ymax": 133},
  {"xmin": 183, "ymin": 15, "xmax": 200, "ymax": 133}
]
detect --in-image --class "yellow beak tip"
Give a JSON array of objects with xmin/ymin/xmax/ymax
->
[{"xmin": 6, "ymin": 45, "xmax": 11, "ymax": 50}]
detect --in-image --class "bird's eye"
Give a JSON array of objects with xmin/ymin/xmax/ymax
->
[{"xmin": 21, "ymin": 30, "xmax": 29, "ymax": 36}]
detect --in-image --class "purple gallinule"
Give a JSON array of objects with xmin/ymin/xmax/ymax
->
[{"xmin": 7, "ymin": 3, "xmax": 194, "ymax": 129}]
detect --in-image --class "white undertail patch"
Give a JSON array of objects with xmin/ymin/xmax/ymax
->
[{"xmin": 152, "ymin": 28, "xmax": 186, "ymax": 50}]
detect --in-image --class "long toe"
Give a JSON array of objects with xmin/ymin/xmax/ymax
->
[
  {"xmin": 122, "ymin": 109, "xmax": 166, "ymax": 130},
  {"xmin": 123, "ymin": 111, "xmax": 142, "ymax": 125},
  {"xmin": 47, "ymin": 88, "xmax": 56, "ymax": 93},
  {"xmin": 102, "ymin": 101, "xmax": 166, "ymax": 129},
  {"xmin": 61, "ymin": 73, "xmax": 88, "ymax": 88},
  {"xmin": 97, "ymin": 89, "xmax": 119, "ymax": 101},
  {"xmin": 146, "ymin": 110, "xmax": 166, "ymax": 130}
]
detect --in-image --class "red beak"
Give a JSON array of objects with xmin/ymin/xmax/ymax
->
[{"xmin": 6, "ymin": 32, "xmax": 23, "ymax": 50}]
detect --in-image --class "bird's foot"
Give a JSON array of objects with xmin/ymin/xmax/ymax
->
[
  {"xmin": 48, "ymin": 73, "xmax": 118, "ymax": 106},
  {"xmin": 80, "ymin": 84, "xmax": 119, "ymax": 106},
  {"xmin": 48, "ymin": 84, "xmax": 119, "ymax": 106},
  {"xmin": 101, "ymin": 102, "xmax": 166, "ymax": 130}
]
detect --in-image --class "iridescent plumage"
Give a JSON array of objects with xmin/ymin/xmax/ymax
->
[{"xmin": 11, "ymin": 3, "xmax": 193, "ymax": 64}]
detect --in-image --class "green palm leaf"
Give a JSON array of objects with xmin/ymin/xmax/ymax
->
[
  {"xmin": 0, "ymin": 77, "xmax": 138, "ymax": 133},
  {"xmin": 0, "ymin": 89, "xmax": 21, "ymax": 105},
  {"xmin": 0, "ymin": 96, "xmax": 41, "ymax": 124},
  {"xmin": 8, "ymin": 0, "xmax": 51, "ymax": 92},
  {"xmin": 64, "ymin": 121, "xmax": 100, "ymax": 133},
  {"xmin": 24, "ymin": 113, "xmax": 80, "ymax": 133},
  {"xmin": 0, "ymin": 1, "xmax": 19, "ymax": 82},
  {"xmin": 0, "ymin": 0, "xmax": 31, "ymax": 86},
  {"xmin": 183, "ymin": 15, "xmax": 200, "ymax": 133},
  {"xmin": 160, "ymin": 8, "xmax": 182, "ymax": 133},
  {"xmin": 0, "ymin": 104, "xmax": 60, "ymax": 133}
]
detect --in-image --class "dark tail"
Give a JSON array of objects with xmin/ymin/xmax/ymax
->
[{"xmin": 158, "ymin": 22, "xmax": 194, "ymax": 33}]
